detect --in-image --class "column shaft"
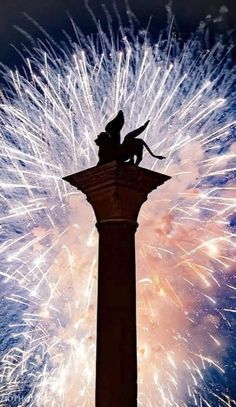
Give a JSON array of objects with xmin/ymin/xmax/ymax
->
[{"xmin": 95, "ymin": 221, "xmax": 137, "ymax": 407}]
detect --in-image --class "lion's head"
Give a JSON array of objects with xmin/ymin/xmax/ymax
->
[{"xmin": 94, "ymin": 132, "xmax": 111, "ymax": 147}]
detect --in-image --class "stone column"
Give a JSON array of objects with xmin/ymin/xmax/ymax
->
[{"xmin": 63, "ymin": 161, "xmax": 170, "ymax": 407}]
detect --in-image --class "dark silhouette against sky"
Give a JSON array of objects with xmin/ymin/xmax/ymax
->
[
  {"xmin": 96, "ymin": 111, "xmax": 165, "ymax": 165},
  {"xmin": 63, "ymin": 155, "xmax": 171, "ymax": 407}
]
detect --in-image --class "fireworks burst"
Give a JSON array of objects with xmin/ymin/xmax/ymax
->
[{"xmin": 0, "ymin": 8, "xmax": 235, "ymax": 407}]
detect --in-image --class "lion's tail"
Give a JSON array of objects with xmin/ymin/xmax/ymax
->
[{"xmin": 142, "ymin": 141, "xmax": 162, "ymax": 158}]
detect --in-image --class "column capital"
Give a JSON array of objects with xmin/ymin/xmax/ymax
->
[{"xmin": 63, "ymin": 161, "xmax": 171, "ymax": 224}]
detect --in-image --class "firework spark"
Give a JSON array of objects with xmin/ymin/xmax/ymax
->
[{"xmin": 0, "ymin": 9, "xmax": 235, "ymax": 407}]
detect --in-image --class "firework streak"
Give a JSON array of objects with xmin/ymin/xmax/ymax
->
[{"xmin": 0, "ymin": 15, "xmax": 235, "ymax": 407}]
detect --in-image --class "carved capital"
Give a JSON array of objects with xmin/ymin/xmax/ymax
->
[{"xmin": 63, "ymin": 161, "xmax": 171, "ymax": 224}]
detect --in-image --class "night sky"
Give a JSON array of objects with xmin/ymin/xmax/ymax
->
[{"xmin": 0, "ymin": 0, "xmax": 236, "ymax": 68}]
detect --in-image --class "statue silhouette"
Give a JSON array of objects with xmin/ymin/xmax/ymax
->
[{"xmin": 95, "ymin": 111, "xmax": 165, "ymax": 166}]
